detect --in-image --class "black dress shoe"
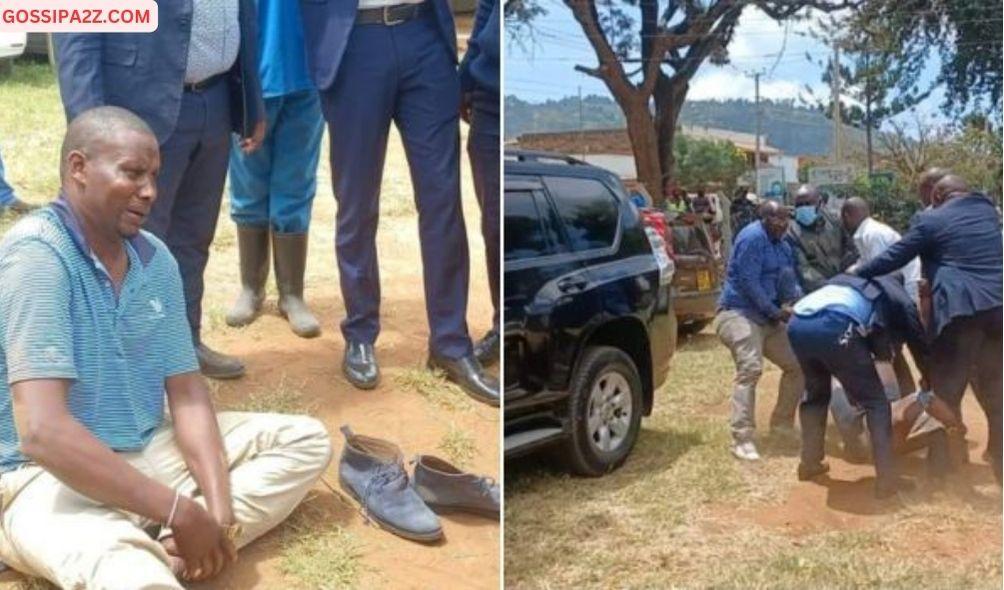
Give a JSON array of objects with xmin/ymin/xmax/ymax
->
[
  {"xmin": 427, "ymin": 353, "xmax": 499, "ymax": 407},
  {"xmin": 196, "ymin": 343, "xmax": 245, "ymax": 380},
  {"xmin": 473, "ymin": 328, "xmax": 500, "ymax": 367},
  {"xmin": 797, "ymin": 461, "xmax": 830, "ymax": 481},
  {"xmin": 343, "ymin": 341, "xmax": 379, "ymax": 390}
]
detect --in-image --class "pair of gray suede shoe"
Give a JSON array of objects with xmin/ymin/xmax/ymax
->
[{"xmin": 338, "ymin": 426, "xmax": 500, "ymax": 542}]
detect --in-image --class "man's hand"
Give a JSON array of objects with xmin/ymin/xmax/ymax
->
[
  {"xmin": 460, "ymin": 92, "xmax": 473, "ymax": 124},
  {"xmin": 777, "ymin": 304, "xmax": 794, "ymax": 323},
  {"xmin": 171, "ymin": 497, "xmax": 237, "ymax": 582},
  {"xmin": 239, "ymin": 119, "xmax": 266, "ymax": 153}
]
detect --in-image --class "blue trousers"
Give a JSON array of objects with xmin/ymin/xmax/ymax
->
[
  {"xmin": 788, "ymin": 311, "xmax": 896, "ymax": 484},
  {"xmin": 144, "ymin": 81, "xmax": 231, "ymax": 343},
  {"xmin": 319, "ymin": 11, "xmax": 472, "ymax": 359},
  {"xmin": 0, "ymin": 147, "xmax": 15, "ymax": 206},
  {"xmin": 228, "ymin": 90, "xmax": 324, "ymax": 233},
  {"xmin": 467, "ymin": 113, "xmax": 499, "ymax": 329}
]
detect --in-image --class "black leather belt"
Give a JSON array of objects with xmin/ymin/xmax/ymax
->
[
  {"xmin": 184, "ymin": 72, "xmax": 226, "ymax": 93},
  {"xmin": 356, "ymin": 2, "xmax": 426, "ymax": 26}
]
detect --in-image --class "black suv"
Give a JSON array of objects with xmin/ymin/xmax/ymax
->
[{"xmin": 504, "ymin": 150, "xmax": 677, "ymax": 476}]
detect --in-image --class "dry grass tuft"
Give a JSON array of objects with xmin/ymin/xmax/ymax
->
[
  {"xmin": 438, "ymin": 423, "xmax": 478, "ymax": 468},
  {"xmin": 393, "ymin": 367, "xmax": 473, "ymax": 412}
]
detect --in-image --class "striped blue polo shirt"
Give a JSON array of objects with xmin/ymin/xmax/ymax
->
[{"xmin": 0, "ymin": 197, "xmax": 198, "ymax": 472}]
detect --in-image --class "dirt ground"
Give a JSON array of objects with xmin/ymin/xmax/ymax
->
[
  {"xmin": 505, "ymin": 329, "xmax": 1002, "ymax": 588},
  {"xmin": 0, "ymin": 61, "xmax": 498, "ymax": 589}
]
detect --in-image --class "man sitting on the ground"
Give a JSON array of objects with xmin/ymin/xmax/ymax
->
[{"xmin": 0, "ymin": 107, "xmax": 332, "ymax": 588}]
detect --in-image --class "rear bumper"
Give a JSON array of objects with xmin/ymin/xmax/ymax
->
[{"xmin": 673, "ymin": 289, "xmax": 720, "ymax": 323}]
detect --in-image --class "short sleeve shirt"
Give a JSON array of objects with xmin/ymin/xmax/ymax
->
[{"xmin": 0, "ymin": 201, "xmax": 198, "ymax": 472}]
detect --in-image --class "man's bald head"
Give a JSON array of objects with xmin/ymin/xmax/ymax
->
[
  {"xmin": 917, "ymin": 167, "xmax": 950, "ymax": 207},
  {"xmin": 931, "ymin": 174, "xmax": 969, "ymax": 207},
  {"xmin": 60, "ymin": 106, "xmax": 155, "ymax": 182},
  {"xmin": 795, "ymin": 184, "xmax": 821, "ymax": 207},
  {"xmin": 759, "ymin": 199, "xmax": 790, "ymax": 240},
  {"xmin": 840, "ymin": 196, "xmax": 870, "ymax": 233}
]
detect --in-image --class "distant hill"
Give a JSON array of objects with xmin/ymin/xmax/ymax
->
[{"xmin": 505, "ymin": 95, "xmax": 864, "ymax": 157}]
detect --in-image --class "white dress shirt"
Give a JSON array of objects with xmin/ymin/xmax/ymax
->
[
  {"xmin": 853, "ymin": 216, "xmax": 921, "ymax": 301},
  {"xmin": 357, "ymin": 0, "xmax": 423, "ymax": 10}
]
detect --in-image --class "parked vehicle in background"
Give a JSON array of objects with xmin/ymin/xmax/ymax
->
[
  {"xmin": 504, "ymin": 150, "xmax": 677, "ymax": 476},
  {"xmin": 0, "ymin": 33, "xmax": 27, "ymax": 75},
  {"xmin": 665, "ymin": 214, "xmax": 723, "ymax": 336}
]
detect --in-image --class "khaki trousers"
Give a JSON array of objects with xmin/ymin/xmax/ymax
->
[
  {"xmin": 0, "ymin": 412, "xmax": 332, "ymax": 590},
  {"xmin": 715, "ymin": 310, "xmax": 805, "ymax": 443}
]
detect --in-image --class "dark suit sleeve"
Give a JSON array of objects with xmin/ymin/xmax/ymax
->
[
  {"xmin": 233, "ymin": 0, "xmax": 266, "ymax": 137},
  {"xmin": 857, "ymin": 220, "xmax": 928, "ymax": 279},
  {"xmin": 53, "ymin": 34, "xmax": 106, "ymax": 122},
  {"xmin": 459, "ymin": 0, "xmax": 492, "ymax": 92}
]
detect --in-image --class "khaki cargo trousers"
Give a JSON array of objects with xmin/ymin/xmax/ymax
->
[
  {"xmin": 715, "ymin": 310, "xmax": 805, "ymax": 443},
  {"xmin": 0, "ymin": 412, "xmax": 332, "ymax": 590}
]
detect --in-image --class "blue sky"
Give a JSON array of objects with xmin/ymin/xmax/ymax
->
[{"xmin": 505, "ymin": 3, "xmax": 947, "ymax": 127}]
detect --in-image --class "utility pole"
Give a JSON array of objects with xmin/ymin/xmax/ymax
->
[
  {"xmin": 831, "ymin": 42, "xmax": 842, "ymax": 164},
  {"xmin": 578, "ymin": 85, "xmax": 584, "ymax": 159},
  {"xmin": 754, "ymin": 71, "xmax": 761, "ymax": 196}
]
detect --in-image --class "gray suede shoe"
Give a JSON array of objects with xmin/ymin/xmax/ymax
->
[
  {"xmin": 412, "ymin": 455, "xmax": 500, "ymax": 518},
  {"xmin": 338, "ymin": 426, "xmax": 443, "ymax": 542}
]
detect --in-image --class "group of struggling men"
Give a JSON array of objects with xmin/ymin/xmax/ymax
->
[
  {"xmin": 716, "ymin": 170, "xmax": 1002, "ymax": 499},
  {"xmin": 0, "ymin": 0, "xmax": 499, "ymax": 587}
]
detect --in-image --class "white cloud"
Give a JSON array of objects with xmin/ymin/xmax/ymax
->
[{"xmin": 687, "ymin": 69, "xmax": 823, "ymax": 102}]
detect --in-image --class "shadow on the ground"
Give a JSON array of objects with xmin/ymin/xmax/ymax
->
[
  {"xmin": 504, "ymin": 426, "xmax": 703, "ymax": 494},
  {"xmin": 676, "ymin": 332, "xmax": 720, "ymax": 352}
]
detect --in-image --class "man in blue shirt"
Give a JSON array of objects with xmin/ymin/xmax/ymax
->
[
  {"xmin": 0, "ymin": 146, "xmax": 37, "ymax": 214},
  {"xmin": 716, "ymin": 201, "xmax": 804, "ymax": 461},
  {"xmin": 226, "ymin": 0, "xmax": 324, "ymax": 339},
  {"xmin": 787, "ymin": 273, "xmax": 930, "ymax": 499},
  {"xmin": 461, "ymin": 0, "xmax": 501, "ymax": 367},
  {"xmin": 856, "ymin": 175, "xmax": 1002, "ymax": 484},
  {"xmin": 0, "ymin": 108, "xmax": 330, "ymax": 588}
]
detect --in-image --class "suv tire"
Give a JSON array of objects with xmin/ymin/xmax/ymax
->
[{"xmin": 563, "ymin": 346, "xmax": 643, "ymax": 476}]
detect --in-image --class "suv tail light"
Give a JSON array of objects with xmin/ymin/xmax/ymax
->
[{"xmin": 639, "ymin": 208, "xmax": 675, "ymax": 260}]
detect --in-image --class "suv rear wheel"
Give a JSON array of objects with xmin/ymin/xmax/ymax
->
[{"xmin": 563, "ymin": 346, "xmax": 643, "ymax": 476}]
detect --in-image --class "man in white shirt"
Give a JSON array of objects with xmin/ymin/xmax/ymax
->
[
  {"xmin": 841, "ymin": 197, "xmax": 921, "ymax": 396},
  {"xmin": 841, "ymin": 197, "xmax": 921, "ymax": 301}
]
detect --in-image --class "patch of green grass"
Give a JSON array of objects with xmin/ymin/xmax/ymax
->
[
  {"xmin": 504, "ymin": 334, "xmax": 1003, "ymax": 588},
  {"xmin": 0, "ymin": 62, "xmax": 63, "ymax": 207},
  {"xmin": 393, "ymin": 367, "xmax": 473, "ymax": 412},
  {"xmin": 277, "ymin": 494, "xmax": 364, "ymax": 590},
  {"xmin": 221, "ymin": 374, "xmax": 316, "ymax": 415},
  {"xmin": 438, "ymin": 423, "xmax": 477, "ymax": 468}
]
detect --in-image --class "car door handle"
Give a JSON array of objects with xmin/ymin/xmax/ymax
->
[{"xmin": 557, "ymin": 276, "xmax": 588, "ymax": 293}]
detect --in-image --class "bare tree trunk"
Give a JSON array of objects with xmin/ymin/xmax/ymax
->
[
  {"xmin": 654, "ymin": 75, "xmax": 689, "ymax": 199},
  {"xmin": 619, "ymin": 95, "xmax": 662, "ymax": 200}
]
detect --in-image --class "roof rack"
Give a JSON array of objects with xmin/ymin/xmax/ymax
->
[{"xmin": 504, "ymin": 149, "xmax": 591, "ymax": 167}]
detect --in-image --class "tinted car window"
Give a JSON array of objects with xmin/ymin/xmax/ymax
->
[
  {"xmin": 505, "ymin": 190, "xmax": 550, "ymax": 260},
  {"xmin": 544, "ymin": 176, "xmax": 619, "ymax": 251}
]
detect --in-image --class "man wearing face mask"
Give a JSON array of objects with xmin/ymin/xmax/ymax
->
[{"xmin": 787, "ymin": 184, "xmax": 858, "ymax": 293}]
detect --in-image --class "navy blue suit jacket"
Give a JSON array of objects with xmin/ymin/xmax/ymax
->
[
  {"xmin": 299, "ymin": 0, "xmax": 457, "ymax": 92},
  {"xmin": 857, "ymin": 193, "xmax": 1003, "ymax": 337},
  {"xmin": 54, "ymin": 0, "xmax": 264, "ymax": 145}
]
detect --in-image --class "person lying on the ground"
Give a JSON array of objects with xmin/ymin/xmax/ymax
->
[
  {"xmin": 854, "ymin": 175, "xmax": 1002, "ymax": 484},
  {"xmin": 787, "ymin": 271, "xmax": 932, "ymax": 499},
  {"xmin": 0, "ymin": 106, "xmax": 332, "ymax": 589}
]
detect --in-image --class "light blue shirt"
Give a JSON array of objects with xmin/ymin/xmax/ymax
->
[
  {"xmin": 185, "ymin": 0, "xmax": 241, "ymax": 84},
  {"xmin": 0, "ymin": 200, "xmax": 198, "ymax": 472},
  {"xmin": 793, "ymin": 283, "xmax": 874, "ymax": 327}
]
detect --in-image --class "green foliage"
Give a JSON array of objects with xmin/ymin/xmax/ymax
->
[
  {"xmin": 852, "ymin": 174, "xmax": 919, "ymax": 233},
  {"xmin": 849, "ymin": 0, "xmax": 1003, "ymax": 116},
  {"xmin": 673, "ymin": 134, "xmax": 747, "ymax": 192}
]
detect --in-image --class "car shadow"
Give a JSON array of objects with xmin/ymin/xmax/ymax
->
[{"xmin": 505, "ymin": 426, "xmax": 703, "ymax": 494}]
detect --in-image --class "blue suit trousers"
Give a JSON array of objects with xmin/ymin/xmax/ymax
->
[
  {"xmin": 144, "ymin": 82, "xmax": 232, "ymax": 343},
  {"xmin": 319, "ymin": 12, "xmax": 471, "ymax": 359}
]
